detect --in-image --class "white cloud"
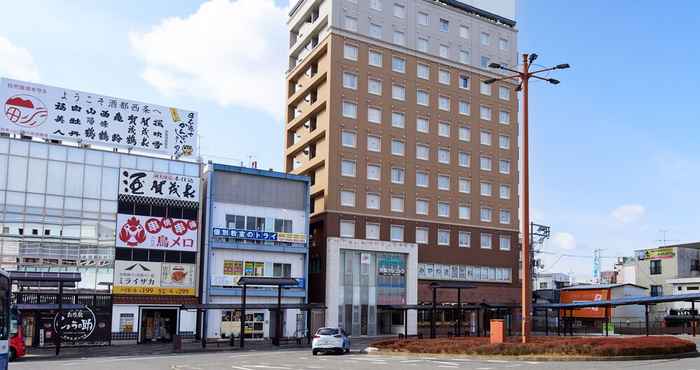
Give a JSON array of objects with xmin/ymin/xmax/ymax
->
[
  {"xmin": 0, "ymin": 36, "xmax": 39, "ymax": 81},
  {"xmin": 611, "ymin": 204, "xmax": 646, "ymax": 224},
  {"xmin": 129, "ymin": 0, "xmax": 287, "ymax": 117},
  {"xmin": 549, "ymin": 232, "xmax": 577, "ymax": 250}
]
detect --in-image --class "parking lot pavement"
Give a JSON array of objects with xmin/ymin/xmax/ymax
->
[{"xmin": 11, "ymin": 348, "xmax": 700, "ymax": 370}]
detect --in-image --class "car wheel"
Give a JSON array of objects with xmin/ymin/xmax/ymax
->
[
  {"xmin": 344, "ymin": 348, "xmax": 350, "ymax": 353},
  {"xmin": 312, "ymin": 349, "xmax": 318, "ymax": 356},
  {"xmin": 9, "ymin": 348, "xmax": 16, "ymax": 362}
]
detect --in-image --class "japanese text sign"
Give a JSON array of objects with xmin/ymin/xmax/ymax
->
[
  {"xmin": 1, "ymin": 77, "xmax": 198, "ymax": 157},
  {"xmin": 113, "ymin": 261, "xmax": 196, "ymax": 296},
  {"xmin": 117, "ymin": 214, "xmax": 198, "ymax": 252},
  {"xmin": 120, "ymin": 168, "xmax": 199, "ymax": 202},
  {"xmin": 212, "ymin": 227, "xmax": 306, "ymax": 244}
]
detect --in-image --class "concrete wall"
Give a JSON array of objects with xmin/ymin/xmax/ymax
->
[{"xmin": 610, "ymin": 285, "xmax": 646, "ymax": 322}]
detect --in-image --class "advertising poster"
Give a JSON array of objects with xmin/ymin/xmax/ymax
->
[
  {"xmin": 161, "ymin": 263, "xmax": 195, "ymax": 289},
  {"xmin": 244, "ymin": 262, "xmax": 254, "ymax": 276},
  {"xmin": 113, "ymin": 260, "xmax": 195, "ymax": 296},
  {"xmin": 1, "ymin": 78, "xmax": 198, "ymax": 157},
  {"xmin": 116, "ymin": 214, "xmax": 198, "ymax": 252},
  {"xmin": 120, "ymin": 168, "xmax": 199, "ymax": 202}
]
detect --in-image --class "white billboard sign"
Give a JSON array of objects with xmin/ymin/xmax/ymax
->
[
  {"xmin": 116, "ymin": 214, "xmax": 198, "ymax": 252},
  {"xmin": 161, "ymin": 263, "xmax": 195, "ymax": 288},
  {"xmin": 1, "ymin": 77, "xmax": 197, "ymax": 158},
  {"xmin": 119, "ymin": 168, "xmax": 199, "ymax": 202}
]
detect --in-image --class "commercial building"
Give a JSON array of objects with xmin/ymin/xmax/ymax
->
[
  {"xmin": 559, "ymin": 283, "xmax": 647, "ymax": 327},
  {"xmin": 0, "ymin": 78, "xmax": 201, "ymax": 346},
  {"xmin": 534, "ymin": 272, "xmax": 570, "ymax": 290},
  {"xmin": 201, "ymin": 164, "xmax": 310, "ymax": 340},
  {"xmin": 285, "ymin": 0, "xmax": 520, "ymax": 335}
]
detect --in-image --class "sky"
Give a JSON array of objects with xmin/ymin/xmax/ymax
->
[{"xmin": 1, "ymin": 0, "xmax": 699, "ymax": 281}]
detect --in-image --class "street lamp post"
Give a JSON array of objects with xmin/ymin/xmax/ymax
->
[{"xmin": 485, "ymin": 53, "xmax": 569, "ymax": 343}]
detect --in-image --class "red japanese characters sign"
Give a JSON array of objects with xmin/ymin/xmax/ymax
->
[{"xmin": 116, "ymin": 214, "xmax": 198, "ymax": 252}]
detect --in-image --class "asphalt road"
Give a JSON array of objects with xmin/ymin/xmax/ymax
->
[{"xmin": 11, "ymin": 349, "xmax": 700, "ymax": 370}]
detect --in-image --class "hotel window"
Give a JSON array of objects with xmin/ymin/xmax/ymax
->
[
  {"xmin": 343, "ymin": 71, "xmax": 358, "ymax": 90},
  {"xmin": 480, "ymin": 32, "xmax": 490, "ymax": 46},
  {"xmin": 437, "ymin": 148, "xmax": 450, "ymax": 164},
  {"xmin": 342, "ymin": 101, "xmax": 357, "ymax": 119},
  {"xmin": 459, "ymin": 178, "xmax": 471, "ymax": 193},
  {"xmin": 480, "ymin": 105, "xmax": 492, "ymax": 121},
  {"xmin": 459, "ymin": 205, "xmax": 470, "ymax": 220},
  {"xmin": 480, "ymin": 156, "xmax": 492, "ymax": 171},
  {"xmin": 499, "ymin": 86, "xmax": 510, "ymax": 100},
  {"xmin": 459, "ymin": 25, "xmax": 469, "ymax": 39},
  {"xmin": 480, "ymin": 181, "xmax": 492, "ymax": 196},
  {"xmin": 438, "ymin": 121, "xmax": 450, "ymax": 137},
  {"xmin": 366, "ymin": 222, "xmax": 380, "ymax": 240},
  {"xmin": 340, "ymin": 190, "xmax": 356, "ymax": 207},
  {"xmin": 392, "ymin": 56, "xmax": 406, "ymax": 73},
  {"xmin": 499, "ymin": 184, "xmax": 511, "ymax": 199},
  {"xmin": 480, "ymin": 130, "xmax": 492, "ymax": 146},
  {"xmin": 393, "ymin": 31, "xmax": 406, "ymax": 46},
  {"xmin": 416, "ymin": 199, "xmax": 429, "ymax": 215},
  {"xmin": 366, "ymin": 192, "xmax": 381, "ymax": 210},
  {"xmin": 437, "ymin": 201, "xmax": 450, "ymax": 218},
  {"xmin": 437, "ymin": 174, "xmax": 450, "ymax": 190},
  {"xmin": 437, "ymin": 229, "xmax": 450, "ymax": 246},
  {"xmin": 391, "ymin": 167, "xmax": 405, "ymax": 184},
  {"xmin": 458, "ymin": 151, "xmax": 470, "ymax": 167},
  {"xmin": 438, "ymin": 69, "xmax": 450, "ymax": 85},
  {"xmin": 480, "ymin": 56, "xmax": 490, "ymax": 68},
  {"xmin": 439, "ymin": 18, "xmax": 449, "ymax": 32},
  {"xmin": 344, "ymin": 16, "xmax": 358, "ymax": 32},
  {"xmin": 459, "ymin": 50, "xmax": 470, "ymax": 64},
  {"xmin": 390, "ymin": 224, "xmax": 404, "ymax": 241},
  {"xmin": 458, "ymin": 126, "xmax": 471, "ymax": 142},
  {"xmin": 417, "ymin": 11, "xmax": 429, "ymax": 26},
  {"xmin": 368, "ymin": 78, "xmax": 382, "ymax": 95},
  {"xmin": 416, "ymin": 171, "xmax": 429, "ymax": 187},
  {"xmin": 368, "ymin": 106, "xmax": 382, "ymax": 124},
  {"xmin": 392, "ymin": 84, "xmax": 406, "ymax": 101},
  {"xmin": 391, "ymin": 139, "xmax": 405, "ymax": 156},
  {"xmin": 369, "ymin": 50, "xmax": 383, "ymax": 67},
  {"xmin": 458, "ymin": 100, "xmax": 470, "ymax": 116},
  {"xmin": 341, "ymin": 130, "xmax": 356, "ymax": 148},
  {"xmin": 341, "ymin": 159, "xmax": 356, "ymax": 177},
  {"xmin": 417, "ymin": 117, "xmax": 429, "ymax": 133},
  {"xmin": 369, "ymin": 23, "xmax": 383, "ymax": 39},
  {"xmin": 499, "ymin": 135, "xmax": 510, "ymax": 150},
  {"xmin": 499, "ymin": 38, "xmax": 509, "ymax": 51},
  {"xmin": 367, "ymin": 135, "xmax": 381, "ymax": 152},
  {"xmin": 439, "ymin": 44, "xmax": 449, "ymax": 58},
  {"xmin": 417, "ymin": 63, "xmax": 430, "ymax": 79},
  {"xmin": 500, "ymin": 209, "xmax": 511, "ymax": 225},
  {"xmin": 393, "ymin": 3, "xmax": 406, "ymax": 18},
  {"xmin": 340, "ymin": 220, "xmax": 355, "ymax": 238},
  {"xmin": 480, "ymin": 207, "xmax": 493, "ymax": 222},
  {"xmin": 391, "ymin": 111, "xmax": 405, "ymax": 128},
  {"xmin": 344, "ymin": 43, "xmax": 358, "ymax": 61},
  {"xmin": 499, "ymin": 159, "xmax": 511, "ymax": 174},
  {"xmin": 416, "ymin": 227, "xmax": 429, "ymax": 244},
  {"xmin": 390, "ymin": 196, "xmax": 405, "ymax": 213},
  {"xmin": 480, "ymin": 81, "xmax": 492, "ymax": 95},
  {"xmin": 438, "ymin": 95, "xmax": 451, "ymax": 111},
  {"xmin": 370, "ymin": 0, "xmax": 382, "ymax": 10},
  {"xmin": 416, "ymin": 144, "xmax": 430, "ymax": 161},
  {"xmin": 459, "ymin": 74, "xmax": 470, "ymax": 89},
  {"xmin": 499, "ymin": 110, "xmax": 510, "ymax": 124},
  {"xmin": 459, "ymin": 231, "xmax": 471, "ymax": 248},
  {"xmin": 367, "ymin": 163, "xmax": 381, "ymax": 181},
  {"xmin": 417, "ymin": 89, "xmax": 429, "ymax": 106},
  {"xmin": 417, "ymin": 37, "xmax": 429, "ymax": 52},
  {"xmin": 481, "ymin": 233, "xmax": 493, "ymax": 249}
]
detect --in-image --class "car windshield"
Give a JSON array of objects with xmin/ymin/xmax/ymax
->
[{"xmin": 317, "ymin": 328, "xmax": 339, "ymax": 336}]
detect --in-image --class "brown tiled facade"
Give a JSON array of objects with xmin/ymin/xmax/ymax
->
[{"xmin": 287, "ymin": 3, "xmax": 520, "ymax": 307}]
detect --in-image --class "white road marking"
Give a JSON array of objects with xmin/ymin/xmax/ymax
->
[
  {"xmin": 433, "ymin": 361, "xmax": 460, "ymax": 366},
  {"xmin": 250, "ymin": 366, "xmax": 291, "ymax": 369},
  {"xmin": 400, "ymin": 360, "xmax": 423, "ymax": 363},
  {"xmin": 231, "ymin": 366, "xmax": 255, "ymax": 370},
  {"xmin": 504, "ymin": 365, "xmax": 522, "ymax": 368}
]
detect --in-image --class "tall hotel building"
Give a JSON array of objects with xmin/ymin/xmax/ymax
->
[{"xmin": 285, "ymin": 0, "xmax": 519, "ymax": 335}]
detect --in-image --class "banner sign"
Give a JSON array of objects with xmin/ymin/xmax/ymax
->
[
  {"xmin": 378, "ymin": 255, "xmax": 406, "ymax": 276},
  {"xmin": 117, "ymin": 214, "xmax": 198, "ymax": 251},
  {"xmin": 212, "ymin": 227, "xmax": 306, "ymax": 244},
  {"xmin": 637, "ymin": 247, "xmax": 675, "ymax": 261},
  {"xmin": 120, "ymin": 168, "xmax": 199, "ymax": 202},
  {"xmin": 113, "ymin": 261, "xmax": 195, "ymax": 296},
  {"xmin": 54, "ymin": 307, "xmax": 96, "ymax": 342},
  {"xmin": 1, "ymin": 77, "xmax": 197, "ymax": 157}
]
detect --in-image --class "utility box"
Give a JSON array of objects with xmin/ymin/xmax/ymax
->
[{"xmin": 490, "ymin": 319, "xmax": 505, "ymax": 344}]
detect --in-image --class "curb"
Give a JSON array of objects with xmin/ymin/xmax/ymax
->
[{"xmin": 369, "ymin": 350, "xmax": 700, "ymax": 362}]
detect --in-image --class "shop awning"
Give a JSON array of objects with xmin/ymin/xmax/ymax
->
[
  {"xmin": 9, "ymin": 271, "xmax": 82, "ymax": 283},
  {"xmin": 236, "ymin": 277, "xmax": 299, "ymax": 287},
  {"xmin": 535, "ymin": 292, "xmax": 700, "ymax": 310}
]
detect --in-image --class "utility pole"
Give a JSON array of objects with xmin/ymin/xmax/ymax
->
[{"xmin": 486, "ymin": 55, "xmax": 569, "ymax": 343}]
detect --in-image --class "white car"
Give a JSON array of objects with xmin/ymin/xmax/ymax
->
[{"xmin": 311, "ymin": 327, "xmax": 350, "ymax": 355}]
